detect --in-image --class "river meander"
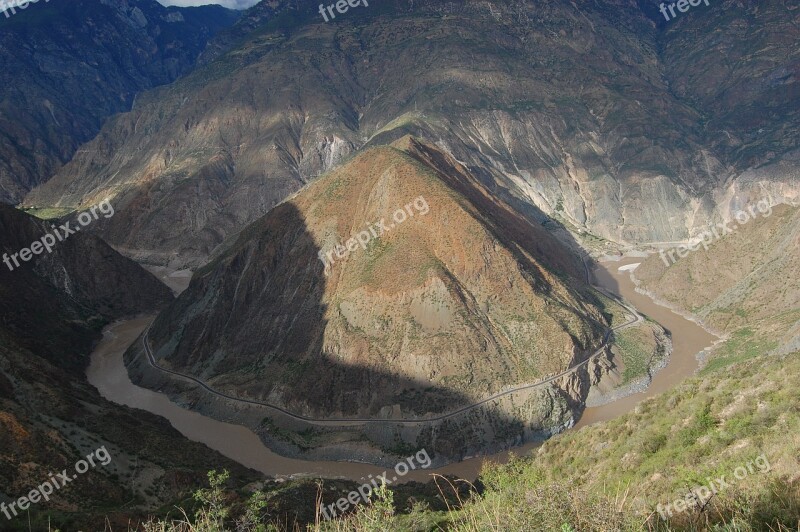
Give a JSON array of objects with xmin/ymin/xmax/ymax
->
[{"xmin": 87, "ymin": 257, "xmax": 717, "ymax": 482}]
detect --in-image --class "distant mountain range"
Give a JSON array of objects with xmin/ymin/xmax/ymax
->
[
  {"xmin": 23, "ymin": 0, "xmax": 800, "ymax": 268},
  {"xmin": 0, "ymin": 0, "xmax": 239, "ymax": 203}
]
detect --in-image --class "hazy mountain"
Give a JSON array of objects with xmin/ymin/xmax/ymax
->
[{"xmin": 0, "ymin": 0, "xmax": 239, "ymax": 203}]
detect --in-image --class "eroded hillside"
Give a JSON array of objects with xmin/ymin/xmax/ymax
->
[
  {"xmin": 123, "ymin": 139, "xmax": 623, "ymax": 464},
  {"xmin": 24, "ymin": 0, "xmax": 800, "ymax": 267}
]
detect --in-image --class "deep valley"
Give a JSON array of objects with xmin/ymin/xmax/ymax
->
[{"xmin": 1, "ymin": 0, "xmax": 798, "ymax": 530}]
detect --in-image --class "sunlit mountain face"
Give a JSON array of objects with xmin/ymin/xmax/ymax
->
[{"xmin": 1, "ymin": 0, "xmax": 798, "ymax": 529}]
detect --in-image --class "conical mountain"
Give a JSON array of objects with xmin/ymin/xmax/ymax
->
[{"xmin": 127, "ymin": 138, "xmax": 613, "ymax": 461}]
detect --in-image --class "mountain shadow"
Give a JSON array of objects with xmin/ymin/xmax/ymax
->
[
  {"xmin": 0, "ymin": 0, "xmax": 239, "ymax": 204},
  {"xmin": 123, "ymin": 145, "xmax": 619, "ymax": 467},
  {"xmin": 0, "ymin": 204, "xmax": 259, "ymax": 530}
]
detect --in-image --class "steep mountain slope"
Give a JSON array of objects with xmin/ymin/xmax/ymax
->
[
  {"xmin": 427, "ymin": 203, "xmax": 800, "ymax": 531},
  {"xmin": 123, "ymin": 138, "xmax": 619, "ymax": 463},
  {"xmin": 0, "ymin": 205, "xmax": 257, "ymax": 529},
  {"xmin": 25, "ymin": 0, "xmax": 799, "ymax": 268},
  {"xmin": 635, "ymin": 202, "xmax": 800, "ymax": 363},
  {"xmin": 657, "ymin": 1, "xmax": 800, "ymax": 171},
  {"xmin": 0, "ymin": 0, "xmax": 239, "ymax": 203}
]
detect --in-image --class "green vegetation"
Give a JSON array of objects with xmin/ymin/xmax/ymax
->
[
  {"xmin": 139, "ymin": 321, "xmax": 799, "ymax": 531},
  {"xmin": 281, "ymin": 359, "xmax": 312, "ymax": 383},
  {"xmin": 700, "ymin": 327, "xmax": 777, "ymax": 375},
  {"xmin": 260, "ymin": 418, "xmax": 316, "ymax": 450},
  {"xmin": 21, "ymin": 206, "xmax": 75, "ymax": 220},
  {"xmin": 322, "ymin": 175, "xmax": 348, "ymax": 201},
  {"xmin": 612, "ymin": 324, "xmax": 661, "ymax": 384}
]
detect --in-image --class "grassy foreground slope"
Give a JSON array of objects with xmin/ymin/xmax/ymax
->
[
  {"xmin": 413, "ymin": 204, "xmax": 800, "ymax": 530},
  {"xmin": 142, "ymin": 203, "xmax": 799, "ymax": 530}
]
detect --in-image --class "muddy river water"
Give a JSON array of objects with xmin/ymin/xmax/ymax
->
[{"xmin": 87, "ymin": 257, "xmax": 717, "ymax": 482}]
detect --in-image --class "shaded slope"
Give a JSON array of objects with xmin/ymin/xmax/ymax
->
[
  {"xmin": 0, "ymin": 205, "xmax": 257, "ymax": 529},
  {"xmin": 0, "ymin": 0, "xmax": 239, "ymax": 203},
  {"xmin": 125, "ymin": 140, "xmax": 614, "ymax": 462},
  {"xmin": 657, "ymin": 0, "xmax": 800, "ymax": 170},
  {"xmin": 0, "ymin": 204, "xmax": 173, "ymax": 369}
]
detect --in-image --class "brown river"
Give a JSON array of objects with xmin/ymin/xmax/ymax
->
[{"xmin": 86, "ymin": 257, "xmax": 717, "ymax": 482}]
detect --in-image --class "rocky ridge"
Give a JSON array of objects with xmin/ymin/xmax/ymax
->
[{"xmin": 23, "ymin": 0, "xmax": 800, "ymax": 267}]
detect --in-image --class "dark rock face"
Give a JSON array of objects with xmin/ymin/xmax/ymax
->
[
  {"xmin": 0, "ymin": 0, "xmax": 239, "ymax": 203},
  {"xmin": 657, "ymin": 1, "xmax": 800, "ymax": 170},
  {"xmin": 0, "ymin": 203, "xmax": 173, "ymax": 369},
  {"xmin": 0, "ymin": 204, "xmax": 255, "ymax": 528},
  {"xmin": 25, "ymin": 0, "xmax": 800, "ymax": 267}
]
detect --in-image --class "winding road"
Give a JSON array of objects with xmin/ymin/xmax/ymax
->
[
  {"xmin": 139, "ymin": 279, "xmax": 644, "ymax": 427},
  {"xmin": 91, "ymin": 257, "xmax": 715, "ymax": 480}
]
